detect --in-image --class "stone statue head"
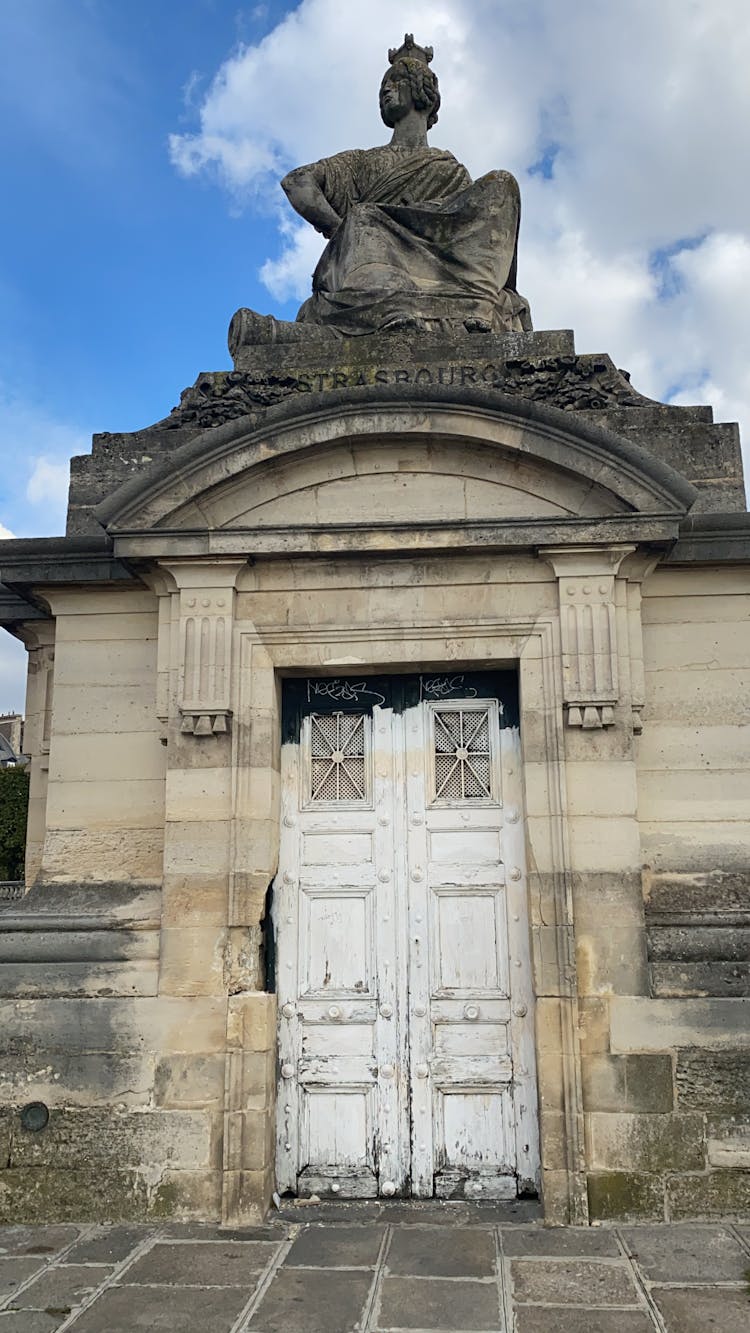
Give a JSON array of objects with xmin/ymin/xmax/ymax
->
[{"xmin": 380, "ymin": 34, "xmax": 441, "ymax": 131}]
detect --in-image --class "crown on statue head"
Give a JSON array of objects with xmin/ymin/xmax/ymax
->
[{"xmin": 388, "ymin": 33, "xmax": 434, "ymax": 67}]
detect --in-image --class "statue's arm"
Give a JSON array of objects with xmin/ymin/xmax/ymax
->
[{"xmin": 281, "ymin": 161, "xmax": 342, "ymax": 239}]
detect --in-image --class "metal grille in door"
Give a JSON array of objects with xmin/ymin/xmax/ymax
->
[
  {"xmin": 309, "ymin": 711, "xmax": 368, "ymax": 802},
  {"xmin": 433, "ymin": 707, "xmax": 492, "ymax": 800}
]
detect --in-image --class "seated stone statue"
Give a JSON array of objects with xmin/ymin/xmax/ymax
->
[{"xmin": 229, "ymin": 34, "xmax": 531, "ymax": 352}]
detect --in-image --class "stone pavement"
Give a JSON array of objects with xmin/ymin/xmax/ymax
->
[{"xmin": 0, "ymin": 1203, "xmax": 749, "ymax": 1332}]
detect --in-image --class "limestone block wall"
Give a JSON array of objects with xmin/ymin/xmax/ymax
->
[
  {"xmin": 581, "ymin": 564, "xmax": 750, "ymax": 1221},
  {"xmin": 0, "ymin": 991, "xmax": 227, "ymax": 1220},
  {"xmin": 2, "ymin": 546, "xmax": 748, "ymax": 1224},
  {"xmin": 38, "ymin": 588, "xmax": 166, "ymax": 886}
]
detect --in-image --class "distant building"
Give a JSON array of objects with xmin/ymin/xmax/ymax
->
[{"xmin": 0, "ymin": 714, "xmax": 24, "ymax": 766}]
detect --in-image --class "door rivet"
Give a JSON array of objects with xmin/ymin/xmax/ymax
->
[
  {"xmin": 379, "ymin": 1004, "xmax": 393, "ymax": 1019},
  {"xmin": 331, "ymin": 1182, "xmax": 341, "ymax": 1193},
  {"xmin": 416, "ymin": 1064, "xmax": 429, "ymax": 1078},
  {"xmin": 281, "ymin": 1063, "xmax": 294, "ymax": 1078},
  {"xmin": 281, "ymin": 1003, "xmax": 295, "ymax": 1018},
  {"xmin": 509, "ymin": 867, "xmax": 522, "ymax": 881},
  {"xmin": 464, "ymin": 1004, "xmax": 480, "ymax": 1021},
  {"xmin": 514, "ymin": 1004, "xmax": 528, "ymax": 1017},
  {"xmin": 381, "ymin": 1180, "xmax": 396, "ymax": 1196},
  {"xmin": 380, "ymin": 1064, "xmax": 394, "ymax": 1078},
  {"xmin": 328, "ymin": 1005, "xmax": 342, "ymax": 1020},
  {"xmin": 413, "ymin": 1005, "xmax": 426, "ymax": 1017}
]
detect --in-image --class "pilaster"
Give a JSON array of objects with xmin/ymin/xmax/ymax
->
[{"xmin": 150, "ymin": 560, "xmax": 246, "ymax": 998}]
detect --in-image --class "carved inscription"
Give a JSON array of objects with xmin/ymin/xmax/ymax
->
[{"xmin": 166, "ymin": 355, "xmax": 642, "ymax": 430}]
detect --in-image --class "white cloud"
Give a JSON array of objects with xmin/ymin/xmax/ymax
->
[
  {"xmin": 26, "ymin": 457, "xmax": 70, "ymax": 508},
  {"xmin": 260, "ymin": 217, "xmax": 325, "ymax": 302},
  {"xmin": 168, "ymin": 0, "xmax": 750, "ymax": 493},
  {"xmin": 0, "ymin": 387, "xmax": 87, "ymax": 537}
]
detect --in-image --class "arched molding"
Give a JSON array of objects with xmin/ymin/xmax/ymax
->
[{"xmin": 94, "ymin": 385, "xmax": 697, "ymax": 535}]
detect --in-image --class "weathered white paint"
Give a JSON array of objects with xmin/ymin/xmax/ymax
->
[{"xmin": 274, "ymin": 688, "xmax": 539, "ymax": 1200}]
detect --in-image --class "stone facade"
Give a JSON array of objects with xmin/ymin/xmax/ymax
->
[{"xmin": 0, "ymin": 325, "xmax": 748, "ymax": 1226}]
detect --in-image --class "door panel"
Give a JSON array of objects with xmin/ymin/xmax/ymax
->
[{"xmin": 274, "ymin": 673, "xmax": 539, "ymax": 1201}]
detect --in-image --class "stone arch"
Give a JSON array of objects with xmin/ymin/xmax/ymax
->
[{"xmin": 95, "ymin": 385, "xmax": 697, "ymax": 535}]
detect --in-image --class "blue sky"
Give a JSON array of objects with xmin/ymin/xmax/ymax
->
[{"xmin": 2, "ymin": 0, "xmax": 749, "ymax": 710}]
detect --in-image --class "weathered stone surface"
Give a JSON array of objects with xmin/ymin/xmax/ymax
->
[
  {"xmin": 610, "ymin": 997, "xmax": 750, "ymax": 1051},
  {"xmin": 581, "ymin": 1055, "xmax": 674, "ymax": 1113},
  {"xmin": 587, "ymin": 1172, "xmax": 665, "ymax": 1221},
  {"xmin": 122, "ymin": 1240, "xmax": 275, "ymax": 1286},
  {"xmin": 7, "ymin": 1110, "xmax": 214, "ymax": 1171},
  {"xmin": 649, "ymin": 926, "xmax": 750, "ymax": 962},
  {"xmin": 509, "ymin": 1258, "xmax": 639, "ymax": 1306},
  {"xmin": 386, "ymin": 1226, "xmax": 494, "ymax": 1277},
  {"xmin": 0, "ymin": 1224, "xmax": 81, "ymax": 1256},
  {"xmin": 651, "ymin": 960, "xmax": 750, "ymax": 997},
  {"xmin": 6, "ymin": 1263, "xmax": 111, "ymax": 1313},
  {"xmin": 69, "ymin": 1285, "xmax": 253, "ymax": 1333},
  {"xmin": 675, "ymin": 1050, "xmax": 750, "ymax": 1112},
  {"xmin": 501, "ymin": 1227, "xmax": 620, "ymax": 1257},
  {"xmin": 375, "ymin": 1274, "xmax": 501, "ymax": 1330},
  {"xmin": 620, "ymin": 1223, "xmax": 749, "ymax": 1282},
  {"xmin": 651, "ymin": 1288, "xmax": 750, "ymax": 1333},
  {"xmin": 586, "ymin": 1112, "xmax": 705, "ymax": 1173},
  {"xmin": 64, "ymin": 1225, "xmax": 150, "ymax": 1264},
  {"xmin": 514, "ymin": 1313, "xmax": 654, "ymax": 1333},
  {"xmin": 666, "ymin": 1170, "xmax": 750, "ymax": 1218},
  {"xmin": 0, "ymin": 1168, "xmax": 150, "ymax": 1223},
  {"xmin": 0, "ymin": 1256, "xmax": 49, "ymax": 1300},
  {"xmin": 284, "ymin": 1224, "xmax": 384, "ymax": 1269},
  {"xmin": 247, "ymin": 1268, "xmax": 373, "ymax": 1332}
]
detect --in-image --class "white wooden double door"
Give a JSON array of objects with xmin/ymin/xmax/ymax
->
[{"xmin": 274, "ymin": 673, "xmax": 539, "ymax": 1200}]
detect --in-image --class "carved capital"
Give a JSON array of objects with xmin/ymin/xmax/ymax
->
[
  {"xmin": 152, "ymin": 559, "xmax": 246, "ymax": 739},
  {"xmin": 540, "ymin": 545, "xmax": 635, "ymax": 730}
]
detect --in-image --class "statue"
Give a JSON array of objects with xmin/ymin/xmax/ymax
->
[{"xmin": 229, "ymin": 35, "xmax": 531, "ymax": 354}]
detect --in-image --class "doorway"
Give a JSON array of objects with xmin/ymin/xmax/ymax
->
[{"xmin": 273, "ymin": 671, "xmax": 539, "ymax": 1200}]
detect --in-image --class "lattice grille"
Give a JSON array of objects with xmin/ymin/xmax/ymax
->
[
  {"xmin": 433, "ymin": 708, "xmax": 492, "ymax": 801},
  {"xmin": 309, "ymin": 712, "xmax": 368, "ymax": 802}
]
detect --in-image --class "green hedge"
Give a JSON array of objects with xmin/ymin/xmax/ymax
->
[{"xmin": 0, "ymin": 766, "xmax": 29, "ymax": 880}]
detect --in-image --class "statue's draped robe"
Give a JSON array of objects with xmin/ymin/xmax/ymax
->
[{"xmin": 296, "ymin": 145, "xmax": 532, "ymax": 335}]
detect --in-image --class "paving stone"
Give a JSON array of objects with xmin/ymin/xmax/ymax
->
[
  {"xmin": 7, "ymin": 1264, "xmax": 111, "ymax": 1313},
  {"xmin": 513, "ymin": 1311, "xmax": 656, "ymax": 1333},
  {"xmin": 121, "ymin": 1240, "xmax": 275, "ymax": 1286},
  {"xmin": 284, "ymin": 1224, "xmax": 384, "ymax": 1268},
  {"xmin": 0, "ymin": 1226, "xmax": 80, "ymax": 1258},
  {"xmin": 161, "ymin": 1222, "xmax": 286, "ymax": 1241},
  {"xmin": 64, "ymin": 1284, "xmax": 252, "ymax": 1332},
  {"xmin": 0, "ymin": 1315, "xmax": 61, "ymax": 1332},
  {"xmin": 386, "ymin": 1227, "xmax": 496, "ymax": 1277},
  {"xmin": 652, "ymin": 1286, "xmax": 750, "ymax": 1332},
  {"xmin": 509, "ymin": 1259, "xmax": 639, "ymax": 1306},
  {"xmin": 376, "ymin": 1276, "xmax": 500, "ymax": 1330},
  {"xmin": 247, "ymin": 1268, "xmax": 373, "ymax": 1332},
  {"xmin": 0, "ymin": 1257, "xmax": 49, "ymax": 1300},
  {"xmin": 622, "ymin": 1223, "xmax": 750, "ymax": 1282},
  {"xmin": 63, "ymin": 1225, "xmax": 151, "ymax": 1265},
  {"xmin": 501, "ymin": 1227, "xmax": 620, "ymax": 1257}
]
